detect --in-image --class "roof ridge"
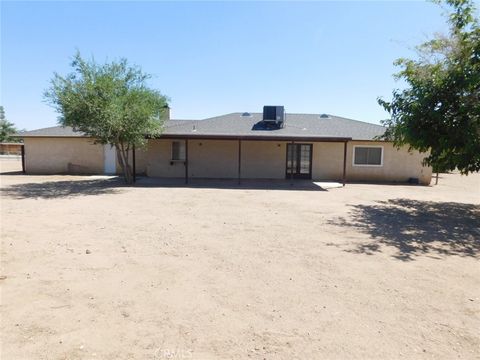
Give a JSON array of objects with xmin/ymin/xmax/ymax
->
[
  {"xmin": 30, "ymin": 125, "xmax": 67, "ymax": 130},
  {"xmin": 329, "ymin": 115, "xmax": 385, "ymax": 128},
  {"xmin": 201, "ymin": 112, "xmax": 240, "ymax": 121},
  {"xmin": 164, "ymin": 120, "xmax": 196, "ymax": 129},
  {"xmin": 202, "ymin": 112, "xmax": 385, "ymax": 128},
  {"xmin": 17, "ymin": 125, "xmax": 71, "ymax": 134}
]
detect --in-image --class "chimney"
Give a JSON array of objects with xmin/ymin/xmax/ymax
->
[{"xmin": 163, "ymin": 105, "xmax": 170, "ymax": 120}]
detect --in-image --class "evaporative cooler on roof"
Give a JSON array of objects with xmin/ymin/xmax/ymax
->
[{"xmin": 262, "ymin": 106, "xmax": 285, "ymax": 128}]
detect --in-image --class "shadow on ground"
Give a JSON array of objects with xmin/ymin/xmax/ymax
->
[
  {"xmin": 1, "ymin": 176, "xmax": 329, "ymax": 200},
  {"xmin": 330, "ymin": 199, "xmax": 480, "ymax": 261},
  {"xmin": 135, "ymin": 177, "xmax": 327, "ymax": 191},
  {"xmin": 1, "ymin": 178, "xmax": 123, "ymax": 199}
]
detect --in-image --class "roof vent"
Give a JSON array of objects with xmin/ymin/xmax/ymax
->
[
  {"xmin": 320, "ymin": 113, "xmax": 330, "ymax": 119},
  {"xmin": 262, "ymin": 106, "xmax": 285, "ymax": 128},
  {"xmin": 241, "ymin": 112, "xmax": 251, "ymax": 117}
]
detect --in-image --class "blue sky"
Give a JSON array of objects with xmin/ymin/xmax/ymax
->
[{"xmin": 0, "ymin": 1, "xmax": 467, "ymax": 130}]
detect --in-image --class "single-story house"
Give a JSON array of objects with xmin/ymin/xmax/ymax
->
[{"xmin": 16, "ymin": 106, "xmax": 432, "ymax": 185}]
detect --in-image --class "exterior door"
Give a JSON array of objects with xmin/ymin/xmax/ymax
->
[
  {"xmin": 104, "ymin": 145, "xmax": 117, "ymax": 174},
  {"xmin": 286, "ymin": 143, "xmax": 312, "ymax": 179}
]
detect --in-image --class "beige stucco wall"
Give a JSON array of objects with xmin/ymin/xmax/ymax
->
[
  {"xmin": 346, "ymin": 141, "xmax": 432, "ymax": 185},
  {"xmin": 146, "ymin": 139, "xmax": 287, "ymax": 179},
  {"xmin": 311, "ymin": 142, "xmax": 344, "ymax": 180},
  {"xmin": 23, "ymin": 137, "xmax": 431, "ymax": 184},
  {"xmin": 146, "ymin": 139, "xmax": 185, "ymax": 177},
  {"xmin": 134, "ymin": 148, "xmax": 148, "ymax": 175},
  {"xmin": 24, "ymin": 137, "xmax": 104, "ymax": 174},
  {"xmin": 189, "ymin": 140, "xmax": 238, "ymax": 178},
  {"xmin": 241, "ymin": 141, "xmax": 286, "ymax": 179}
]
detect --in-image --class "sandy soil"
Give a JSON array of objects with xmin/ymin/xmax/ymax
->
[{"xmin": 1, "ymin": 158, "xmax": 479, "ymax": 360}]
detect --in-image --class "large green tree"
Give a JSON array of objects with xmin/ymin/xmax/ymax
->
[
  {"xmin": 379, "ymin": 0, "xmax": 480, "ymax": 174},
  {"xmin": 0, "ymin": 106, "xmax": 20, "ymax": 143},
  {"xmin": 45, "ymin": 52, "xmax": 169, "ymax": 183}
]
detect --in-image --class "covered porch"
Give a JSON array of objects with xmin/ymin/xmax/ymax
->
[{"xmin": 140, "ymin": 135, "xmax": 351, "ymax": 186}]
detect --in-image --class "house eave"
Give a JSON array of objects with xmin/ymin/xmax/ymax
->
[
  {"xmin": 14, "ymin": 135, "xmax": 89, "ymax": 138},
  {"xmin": 153, "ymin": 134, "xmax": 353, "ymax": 142}
]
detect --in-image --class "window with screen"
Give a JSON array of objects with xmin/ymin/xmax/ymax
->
[
  {"xmin": 354, "ymin": 146, "xmax": 383, "ymax": 166},
  {"xmin": 171, "ymin": 141, "xmax": 186, "ymax": 161}
]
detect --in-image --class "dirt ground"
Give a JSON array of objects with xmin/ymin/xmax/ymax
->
[{"xmin": 1, "ymin": 157, "xmax": 479, "ymax": 360}]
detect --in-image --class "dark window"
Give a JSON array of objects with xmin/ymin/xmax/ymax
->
[
  {"xmin": 354, "ymin": 147, "xmax": 382, "ymax": 166},
  {"xmin": 171, "ymin": 141, "xmax": 186, "ymax": 161}
]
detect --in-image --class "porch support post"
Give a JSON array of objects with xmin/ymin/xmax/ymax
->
[
  {"xmin": 342, "ymin": 141, "xmax": 347, "ymax": 187},
  {"xmin": 185, "ymin": 139, "xmax": 189, "ymax": 184},
  {"xmin": 132, "ymin": 144, "xmax": 136, "ymax": 183},
  {"xmin": 290, "ymin": 140, "xmax": 294, "ymax": 185},
  {"xmin": 237, "ymin": 139, "xmax": 242, "ymax": 185},
  {"xmin": 21, "ymin": 144, "xmax": 25, "ymax": 174}
]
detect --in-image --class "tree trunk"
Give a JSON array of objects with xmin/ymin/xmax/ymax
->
[
  {"xmin": 435, "ymin": 171, "xmax": 439, "ymax": 185},
  {"xmin": 115, "ymin": 143, "xmax": 133, "ymax": 184}
]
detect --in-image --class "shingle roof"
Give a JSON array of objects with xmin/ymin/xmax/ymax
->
[
  {"xmin": 14, "ymin": 120, "xmax": 194, "ymax": 138},
  {"xmin": 162, "ymin": 113, "xmax": 385, "ymax": 141},
  {"xmin": 15, "ymin": 126, "xmax": 84, "ymax": 137},
  {"xmin": 16, "ymin": 113, "xmax": 386, "ymax": 141}
]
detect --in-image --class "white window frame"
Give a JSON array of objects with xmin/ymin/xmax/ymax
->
[
  {"xmin": 352, "ymin": 145, "xmax": 384, "ymax": 167},
  {"xmin": 171, "ymin": 140, "xmax": 186, "ymax": 161}
]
